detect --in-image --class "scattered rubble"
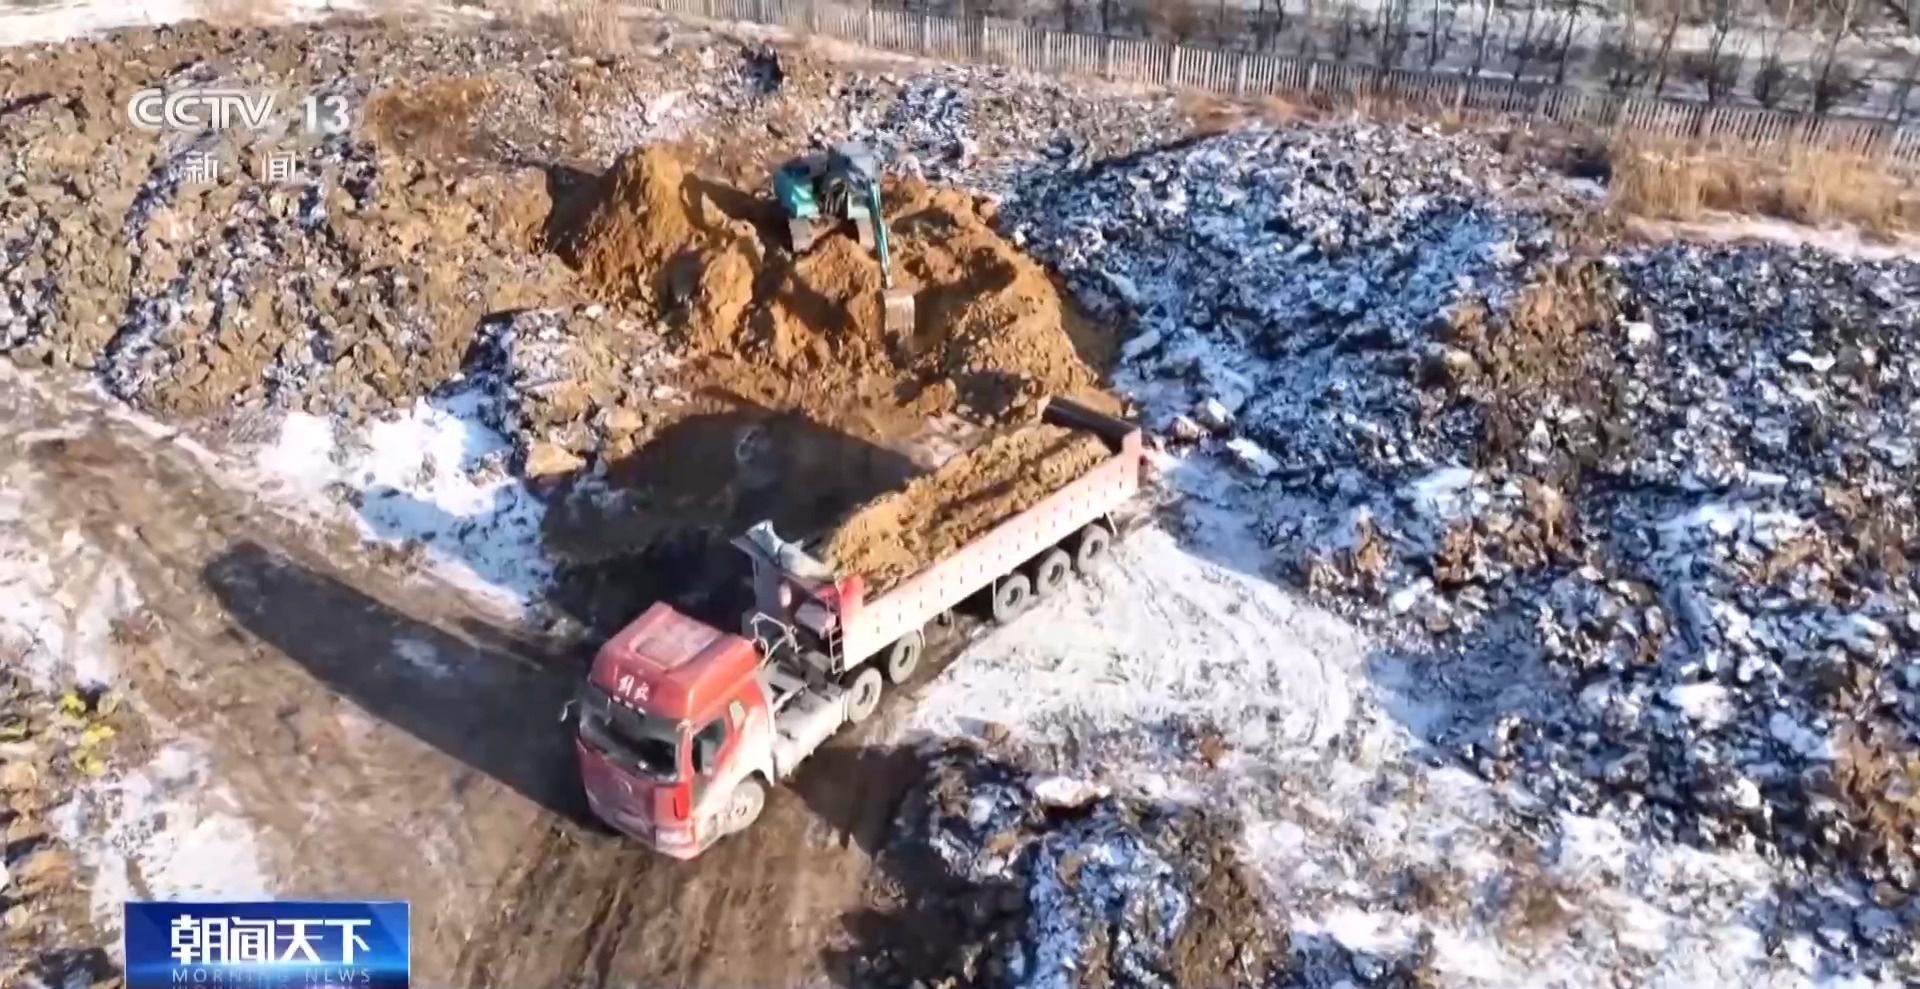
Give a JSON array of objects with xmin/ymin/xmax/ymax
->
[
  {"xmin": 1003, "ymin": 120, "xmax": 1920, "ymax": 949},
  {"xmin": 848, "ymin": 745, "xmax": 1281, "ymax": 989},
  {"xmin": 836, "ymin": 65, "xmax": 1189, "ymax": 191},
  {"xmin": 0, "ymin": 660, "xmax": 125, "ymax": 989}
]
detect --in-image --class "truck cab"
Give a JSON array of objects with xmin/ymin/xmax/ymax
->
[{"xmin": 574, "ymin": 603, "xmax": 776, "ymax": 858}]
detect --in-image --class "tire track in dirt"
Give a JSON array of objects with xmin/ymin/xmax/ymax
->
[
  {"xmin": 3, "ymin": 368, "xmax": 986, "ymax": 988},
  {"xmin": 0, "ymin": 369, "xmax": 575, "ymax": 982},
  {"xmin": 452, "ymin": 625, "xmax": 979, "ymax": 988}
]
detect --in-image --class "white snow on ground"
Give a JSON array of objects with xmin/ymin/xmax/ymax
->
[
  {"xmin": 0, "ymin": 368, "xmax": 275, "ymax": 951},
  {"xmin": 905, "ymin": 523, "xmax": 1363, "ymax": 798},
  {"xmin": 50, "ymin": 743, "xmax": 275, "ymax": 926},
  {"xmin": 0, "ymin": 0, "xmax": 365, "ymax": 47},
  {"xmin": 0, "ymin": 433, "xmax": 142, "ymax": 689},
  {"xmin": 910, "ymin": 455, "xmax": 1897, "ymax": 988},
  {"xmin": 1625, "ymin": 214, "xmax": 1920, "ymax": 262},
  {"xmin": 250, "ymin": 389, "xmax": 554, "ymax": 613},
  {"xmin": 0, "ymin": 512, "xmax": 141, "ymax": 689}
]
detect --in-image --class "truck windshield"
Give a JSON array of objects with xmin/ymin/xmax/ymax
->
[{"xmin": 578, "ymin": 684, "xmax": 681, "ymax": 779}]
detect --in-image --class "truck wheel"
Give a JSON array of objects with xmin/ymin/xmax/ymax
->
[
  {"xmin": 1073, "ymin": 523, "xmax": 1113, "ymax": 574},
  {"xmin": 845, "ymin": 667, "xmax": 884, "ymax": 724},
  {"xmin": 724, "ymin": 778, "xmax": 766, "ymax": 835},
  {"xmin": 991, "ymin": 574, "xmax": 1034, "ymax": 624},
  {"xmin": 1030, "ymin": 548, "xmax": 1073, "ymax": 597},
  {"xmin": 883, "ymin": 631, "xmax": 924, "ymax": 685}
]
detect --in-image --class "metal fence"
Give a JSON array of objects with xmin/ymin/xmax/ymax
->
[{"xmin": 637, "ymin": 0, "xmax": 1920, "ymax": 166}]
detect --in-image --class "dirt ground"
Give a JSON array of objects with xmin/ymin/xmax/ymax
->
[{"xmin": 0, "ymin": 365, "xmax": 1004, "ymax": 987}]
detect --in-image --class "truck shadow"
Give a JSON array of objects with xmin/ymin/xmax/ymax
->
[
  {"xmin": 201, "ymin": 541, "xmax": 589, "ymax": 823},
  {"xmin": 806, "ymin": 742, "xmax": 1025, "ymax": 989},
  {"xmin": 788, "ymin": 741, "xmax": 929, "ymax": 858}
]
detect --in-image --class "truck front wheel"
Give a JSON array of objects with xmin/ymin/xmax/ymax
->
[
  {"xmin": 845, "ymin": 667, "xmax": 884, "ymax": 724},
  {"xmin": 991, "ymin": 574, "xmax": 1034, "ymax": 623},
  {"xmin": 724, "ymin": 778, "xmax": 766, "ymax": 835}
]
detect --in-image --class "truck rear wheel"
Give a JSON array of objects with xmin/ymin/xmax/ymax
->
[
  {"xmin": 1073, "ymin": 523, "xmax": 1113, "ymax": 574},
  {"xmin": 883, "ymin": 631, "xmax": 924, "ymax": 685},
  {"xmin": 1031, "ymin": 548, "xmax": 1073, "ymax": 597},
  {"xmin": 991, "ymin": 573, "xmax": 1034, "ymax": 623},
  {"xmin": 845, "ymin": 667, "xmax": 884, "ymax": 724},
  {"xmin": 724, "ymin": 778, "xmax": 766, "ymax": 835}
]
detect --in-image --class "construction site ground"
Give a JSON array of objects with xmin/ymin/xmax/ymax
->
[{"xmin": 4, "ymin": 6, "xmax": 1919, "ymax": 989}]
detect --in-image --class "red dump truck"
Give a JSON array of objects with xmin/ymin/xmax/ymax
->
[{"xmin": 572, "ymin": 398, "xmax": 1143, "ymax": 857}]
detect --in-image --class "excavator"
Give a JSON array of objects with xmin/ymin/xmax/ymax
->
[{"xmin": 772, "ymin": 143, "xmax": 916, "ymax": 333}]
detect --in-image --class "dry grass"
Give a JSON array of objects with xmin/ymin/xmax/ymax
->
[
  {"xmin": 1609, "ymin": 138, "xmax": 1920, "ymax": 238},
  {"xmin": 497, "ymin": 0, "xmax": 631, "ymax": 54}
]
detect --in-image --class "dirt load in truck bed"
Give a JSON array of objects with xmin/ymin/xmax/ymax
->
[{"xmin": 821, "ymin": 422, "xmax": 1111, "ymax": 592}]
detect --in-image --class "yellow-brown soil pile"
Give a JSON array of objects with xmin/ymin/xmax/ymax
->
[
  {"xmin": 554, "ymin": 145, "xmax": 1114, "ymax": 431},
  {"xmin": 821, "ymin": 424, "xmax": 1111, "ymax": 591}
]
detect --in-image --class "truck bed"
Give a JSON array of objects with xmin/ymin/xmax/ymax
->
[{"xmin": 836, "ymin": 398, "xmax": 1142, "ymax": 664}]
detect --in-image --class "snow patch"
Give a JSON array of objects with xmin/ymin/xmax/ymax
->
[
  {"xmin": 905, "ymin": 524, "xmax": 1364, "ymax": 787},
  {"xmin": 251, "ymin": 389, "xmax": 553, "ymax": 612},
  {"xmin": 55, "ymin": 743, "xmax": 273, "ymax": 932}
]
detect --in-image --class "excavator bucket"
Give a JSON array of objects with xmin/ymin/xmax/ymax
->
[{"xmin": 883, "ymin": 289, "xmax": 916, "ymax": 334}]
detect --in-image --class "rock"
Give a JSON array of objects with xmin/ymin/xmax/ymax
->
[
  {"xmin": 1224, "ymin": 438, "xmax": 1279, "ymax": 477},
  {"xmin": 523, "ymin": 441, "xmax": 585, "ymax": 479},
  {"xmin": 1028, "ymin": 776, "xmax": 1108, "ymax": 809},
  {"xmin": 1118, "ymin": 328, "xmax": 1162, "ymax": 363},
  {"xmin": 1192, "ymin": 397, "xmax": 1233, "ymax": 432},
  {"xmin": 12, "ymin": 849, "xmax": 69, "ymax": 888},
  {"xmin": 1603, "ymin": 750, "xmax": 1651, "ymax": 786},
  {"xmin": 1167, "ymin": 415, "xmax": 1206, "ymax": 443},
  {"xmin": 0, "ymin": 761, "xmax": 35, "ymax": 793}
]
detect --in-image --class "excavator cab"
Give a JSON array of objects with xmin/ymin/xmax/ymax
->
[{"xmin": 770, "ymin": 143, "xmax": 916, "ymax": 333}]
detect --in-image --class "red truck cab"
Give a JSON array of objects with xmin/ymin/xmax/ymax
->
[{"xmin": 574, "ymin": 603, "xmax": 774, "ymax": 858}]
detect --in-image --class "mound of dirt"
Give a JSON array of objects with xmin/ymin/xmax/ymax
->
[
  {"xmin": 821, "ymin": 423, "xmax": 1109, "ymax": 591},
  {"xmin": 553, "ymin": 145, "xmax": 1113, "ymax": 432},
  {"xmin": 836, "ymin": 745, "xmax": 1282, "ymax": 989}
]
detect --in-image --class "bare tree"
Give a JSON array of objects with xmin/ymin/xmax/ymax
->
[
  {"xmin": 1813, "ymin": 0, "xmax": 1863, "ymax": 113},
  {"xmin": 1551, "ymin": 0, "xmax": 1583, "ymax": 85},
  {"xmin": 1509, "ymin": 0, "xmax": 1542, "ymax": 78},
  {"xmin": 1751, "ymin": 0, "xmax": 1800, "ymax": 106},
  {"xmin": 1894, "ymin": 45, "xmax": 1920, "ymax": 120},
  {"xmin": 1599, "ymin": 0, "xmax": 1653, "ymax": 93},
  {"xmin": 1427, "ymin": 0, "xmax": 1461, "ymax": 68},
  {"xmin": 1648, "ymin": 5, "xmax": 1682, "ymax": 97},
  {"xmin": 1696, "ymin": 0, "xmax": 1748, "ymax": 102},
  {"xmin": 1376, "ymin": 0, "xmax": 1416, "ymax": 67},
  {"xmin": 1468, "ymin": 0, "xmax": 1496, "ymax": 76},
  {"xmin": 1334, "ymin": 0, "xmax": 1360, "ymax": 60}
]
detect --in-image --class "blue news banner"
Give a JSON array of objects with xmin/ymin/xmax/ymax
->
[{"xmin": 125, "ymin": 900, "xmax": 409, "ymax": 989}]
